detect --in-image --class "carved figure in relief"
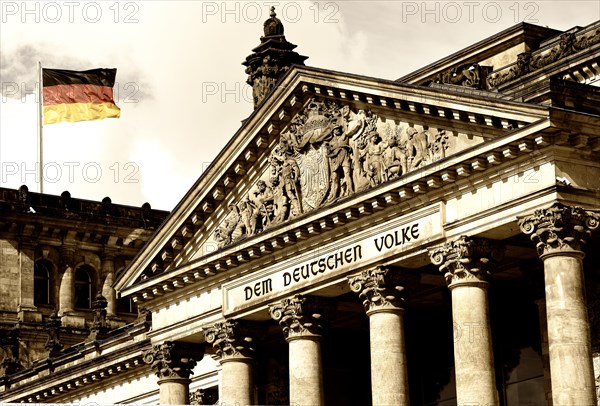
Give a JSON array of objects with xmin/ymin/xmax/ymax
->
[
  {"xmin": 364, "ymin": 131, "xmax": 387, "ymax": 187},
  {"xmin": 250, "ymin": 180, "xmax": 275, "ymax": 229},
  {"xmin": 382, "ymin": 125, "xmax": 408, "ymax": 179},
  {"xmin": 213, "ymin": 204, "xmax": 242, "ymax": 248},
  {"xmin": 406, "ymin": 127, "xmax": 429, "ymax": 170},
  {"xmin": 346, "ymin": 109, "xmax": 376, "ymax": 192},
  {"xmin": 269, "ymin": 175, "xmax": 289, "ymax": 224},
  {"xmin": 435, "ymin": 63, "xmax": 490, "ymax": 89},
  {"xmin": 324, "ymin": 125, "xmax": 354, "ymax": 202},
  {"xmin": 270, "ymin": 138, "xmax": 302, "ymax": 218},
  {"xmin": 238, "ymin": 199, "xmax": 257, "ymax": 236},
  {"xmin": 430, "ymin": 130, "xmax": 448, "ymax": 162}
]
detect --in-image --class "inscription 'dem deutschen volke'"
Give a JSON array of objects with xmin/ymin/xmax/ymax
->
[{"xmin": 243, "ymin": 222, "xmax": 420, "ymax": 301}]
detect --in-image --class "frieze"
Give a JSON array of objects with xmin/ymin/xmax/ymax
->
[
  {"xmin": 488, "ymin": 28, "xmax": 600, "ymax": 88},
  {"xmin": 222, "ymin": 205, "xmax": 442, "ymax": 315},
  {"xmin": 214, "ymin": 99, "xmax": 449, "ymax": 248}
]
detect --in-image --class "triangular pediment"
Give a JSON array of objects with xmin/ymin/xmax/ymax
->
[{"xmin": 114, "ymin": 65, "xmax": 550, "ymax": 299}]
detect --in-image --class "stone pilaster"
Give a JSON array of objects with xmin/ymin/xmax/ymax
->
[
  {"xmin": 18, "ymin": 240, "xmax": 42, "ymax": 323},
  {"xmin": 270, "ymin": 295, "xmax": 324, "ymax": 406},
  {"xmin": 100, "ymin": 250, "xmax": 117, "ymax": 318},
  {"xmin": 348, "ymin": 266, "xmax": 410, "ymax": 406},
  {"xmin": 429, "ymin": 236, "xmax": 501, "ymax": 406},
  {"xmin": 519, "ymin": 203, "xmax": 600, "ymax": 405},
  {"xmin": 203, "ymin": 320, "xmax": 256, "ymax": 406},
  {"xmin": 143, "ymin": 341, "xmax": 203, "ymax": 405},
  {"xmin": 18, "ymin": 240, "xmax": 36, "ymax": 311},
  {"xmin": 57, "ymin": 246, "xmax": 76, "ymax": 316}
]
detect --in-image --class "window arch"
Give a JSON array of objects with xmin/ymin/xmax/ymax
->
[
  {"xmin": 34, "ymin": 260, "xmax": 52, "ymax": 305},
  {"xmin": 74, "ymin": 265, "xmax": 95, "ymax": 309}
]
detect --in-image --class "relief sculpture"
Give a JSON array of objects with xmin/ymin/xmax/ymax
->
[{"xmin": 214, "ymin": 99, "xmax": 449, "ymax": 248}]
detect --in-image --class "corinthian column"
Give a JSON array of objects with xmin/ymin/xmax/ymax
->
[
  {"xmin": 203, "ymin": 320, "xmax": 255, "ymax": 405},
  {"xmin": 519, "ymin": 203, "xmax": 600, "ymax": 405},
  {"xmin": 143, "ymin": 341, "xmax": 203, "ymax": 404},
  {"xmin": 270, "ymin": 295, "xmax": 325, "ymax": 406},
  {"xmin": 348, "ymin": 266, "xmax": 410, "ymax": 406},
  {"xmin": 429, "ymin": 236, "xmax": 501, "ymax": 406}
]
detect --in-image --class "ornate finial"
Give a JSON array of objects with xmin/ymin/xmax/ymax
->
[
  {"xmin": 244, "ymin": 5, "xmax": 307, "ymax": 107},
  {"xmin": 45, "ymin": 312, "xmax": 63, "ymax": 356},
  {"xmin": 87, "ymin": 293, "xmax": 110, "ymax": 341}
]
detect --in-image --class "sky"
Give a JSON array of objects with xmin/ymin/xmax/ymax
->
[{"xmin": 1, "ymin": 0, "xmax": 599, "ymax": 211}]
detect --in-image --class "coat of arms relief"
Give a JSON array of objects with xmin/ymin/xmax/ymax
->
[{"xmin": 213, "ymin": 98, "xmax": 450, "ymax": 248}]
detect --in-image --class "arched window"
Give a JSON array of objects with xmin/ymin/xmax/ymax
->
[
  {"xmin": 34, "ymin": 261, "xmax": 52, "ymax": 305},
  {"xmin": 74, "ymin": 265, "xmax": 95, "ymax": 309}
]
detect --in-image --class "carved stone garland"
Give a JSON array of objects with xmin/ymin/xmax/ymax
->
[
  {"xmin": 214, "ymin": 99, "xmax": 449, "ymax": 248},
  {"xmin": 488, "ymin": 29, "xmax": 600, "ymax": 88}
]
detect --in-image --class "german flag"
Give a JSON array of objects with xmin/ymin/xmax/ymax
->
[{"xmin": 42, "ymin": 68, "xmax": 120, "ymax": 125}]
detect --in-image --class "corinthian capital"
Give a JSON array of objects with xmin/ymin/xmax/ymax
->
[
  {"xmin": 203, "ymin": 320, "xmax": 255, "ymax": 361},
  {"xmin": 269, "ymin": 295, "xmax": 324, "ymax": 340},
  {"xmin": 429, "ymin": 236, "xmax": 502, "ymax": 286},
  {"xmin": 518, "ymin": 203, "xmax": 600, "ymax": 257},
  {"xmin": 142, "ymin": 341, "xmax": 203, "ymax": 380},
  {"xmin": 348, "ymin": 266, "xmax": 406, "ymax": 314}
]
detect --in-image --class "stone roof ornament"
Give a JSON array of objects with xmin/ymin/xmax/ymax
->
[
  {"xmin": 243, "ymin": 6, "xmax": 307, "ymax": 108},
  {"xmin": 263, "ymin": 6, "xmax": 284, "ymax": 37}
]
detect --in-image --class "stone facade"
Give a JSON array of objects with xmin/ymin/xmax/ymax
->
[
  {"xmin": 0, "ymin": 186, "xmax": 167, "ymax": 382},
  {"xmin": 2, "ymin": 13, "xmax": 600, "ymax": 406}
]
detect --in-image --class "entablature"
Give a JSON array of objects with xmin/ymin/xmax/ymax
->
[{"xmin": 121, "ymin": 118, "xmax": 600, "ymax": 309}]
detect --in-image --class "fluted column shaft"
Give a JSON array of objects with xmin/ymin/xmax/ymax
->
[
  {"xmin": 270, "ymin": 295, "xmax": 325, "ymax": 406},
  {"xmin": 348, "ymin": 266, "xmax": 409, "ymax": 405},
  {"xmin": 143, "ymin": 341, "xmax": 203, "ymax": 405},
  {"xmin": 204, "ymin": 320, "xmax": 255, "ymax": 405},
  {"xmin": 520, "ymin": 203, "xmax": 600, "ymax": 405},
  {"xmin": 430, "ymin": 236, "xmax": 500, "ymax": 406}
]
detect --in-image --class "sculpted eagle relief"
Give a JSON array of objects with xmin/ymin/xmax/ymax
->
[{"xmin": 213, "ymin": 98, "xmax": 449, "ymax": 248}]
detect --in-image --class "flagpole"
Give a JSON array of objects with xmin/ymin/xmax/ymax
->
[{"xmin": 37, "ymin": 61, "xmax": 44, "ymax": 193}]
